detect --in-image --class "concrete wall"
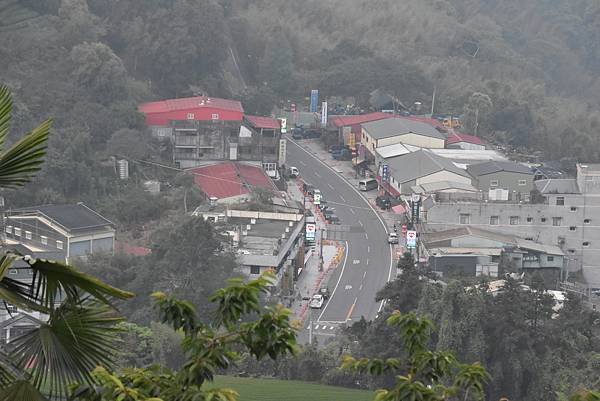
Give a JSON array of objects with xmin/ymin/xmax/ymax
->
[
  {"xmin": 473, "ymin": 171, "xmax": 533, "ymax": 200},
  {"xmin": 425, "ymin": 197, "xmax": 600, "ymax": 286}
]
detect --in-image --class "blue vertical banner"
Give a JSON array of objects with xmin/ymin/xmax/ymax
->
[
  {"xmin": 382, "ymin": 164, "xmax": 389, "ymax": 183},
  {"xmin": 310, "ymin": 90, "xmax": 319, "ymax": 113}
]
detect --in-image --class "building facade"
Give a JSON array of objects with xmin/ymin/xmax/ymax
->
[{"xmin": 467, "ymin": 161, "xmax": 534, "ymax": 201}]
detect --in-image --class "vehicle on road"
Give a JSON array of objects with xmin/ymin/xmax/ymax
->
[
  {"xmin": 319, "ymin": 287, "xmax": 331, "ymax": 300},
  {"xmin": 376, "ymin": 195, "xmax": 392, "ymax": 210},
  {"xmin": 387, "ymin": 232, "xmax": 399, "ymax": 244},
  {"xmin": 309, "ymin": 294, "xmax": 324, "ymax": 308},
  {"xmin": 358, "ymin": 178, "xmax": 378, "ymax": 191},
  {"xmin": 292, "ymin": 127, "xmax": 304, "ymax": 139},
  {"xmin": 326, "ymin": 214, "xmax": 340, "ymax": 224},
  {"xmin": 322, "ymin": 208, "xmax": 335, "ymax": 219},
  {"xmin": 289, "ymin": 166, "xmax": 300, "ymax": 178}
]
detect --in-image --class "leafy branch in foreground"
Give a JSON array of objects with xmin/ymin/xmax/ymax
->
[
  {"xmin": 342, "ymin": 311, "xmax": 490, "ymax": 401},
  {"xmin": 69, "ymin": 272, "xmax": 298, "ymax": 401}
]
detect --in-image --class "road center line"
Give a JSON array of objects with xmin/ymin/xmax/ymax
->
[
  {"xmin": 340, "ymin": 195, "xmax": 346, "ymax": 202},
  {"xmin": 367, "ymin": 246, "xmax": 370, "ymax": 253},
  {"xmin": 315, "ymin": 172, "xmax": 321, "ymax": 178},
  {"xmin": 350, "ymin": 208, "xmax": 355, "ymax": 215},
  {"xmin": 318, "ymin": 240, "xmax": 349, "ymax": 321},
  {"xmin": 299, "ymin": 161, "xmax": 307, "ymax": 166},
  {"xmin": 365, "ymin": 233, "xmax": 369, "ymax": 240},
  {"xmin": 328, "ymin": 183, "xmax": 334, "ymax": 190},
  {"xmin": 363, "ymin": 271, "xmax": 367, "ymax": 279},
  {"xmin": 359, "ymin": 284, "xmax": 363, "ymax": 290},
  {"xmin": 358, "ymin": 220, "xmax": 364, "ymax": 227},
  {"xmin": 367, "ymin": 259, "xmax": 369, "ymax": 265}
]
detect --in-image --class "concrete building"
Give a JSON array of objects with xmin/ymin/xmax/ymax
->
[
  {"xmin": 467, "ymin": 160, "xmax": 534, "ymax": 201},
  {"xmin": 4, "ymin": 203, "xmax": 115, "ymax": 262},
  {"xmin": 424, "ymin": 164, "xmax": 600, "ymax": 287},
  {"xmin": 361, "ymin": 117, "xmax": 446, "ymax": 158},
  {"xmin": 328, "ymin": 112, "xmax": 394, "ymax": 147},
  {"xmin": 380, "ymin": 150, "xmax": 472, "ymax": 195},
  {"xmin": 421, "ymin": 226, "xmax": 564, "ymax": 280}
]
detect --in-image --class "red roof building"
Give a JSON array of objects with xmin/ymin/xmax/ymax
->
[
  {"xmin": 244, "ymin": 115, "xmax": 281, "ymax": 130},
  {"xmin": 139, "ymin": 96, "xmax": 244, "ymax": 126},
  {"xmin": 329, "ymin": 112, "xmax": 395, "ymax": 146},
  {"xmin": 190, "ymin": 162, "xmax": 278, "ymax": 201},
  {"xmin": 446, "ymin": 132, "xmax": 485, "ymax": 150}
]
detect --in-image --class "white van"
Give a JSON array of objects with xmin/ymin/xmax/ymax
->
[{"xmin": 358, "ymin": 179, "xmax": 378, "ymax": 191}]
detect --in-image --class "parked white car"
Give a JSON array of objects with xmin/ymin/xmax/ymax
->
[
  {"xmin": 387, "ymin": 232, "xmax": 399, "ymax": 244},
  {"xmin": 309, "ymin": 294, "xmax": 324, "ymax": 309}
]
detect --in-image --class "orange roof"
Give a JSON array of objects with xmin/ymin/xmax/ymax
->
[
  {"xmin": 245, "ymin": 115, "xmax": 281, "ymax": 129},
  {"xmin": 329, "ymin": 112, "xmax": 394, "ymax": 127},
  {"xmin": 190, "ymin": 162, "xmax": 277, "ymax": 200},
  {"xmin": 139, "ymin": 96, "xmax": 243, "ymax": 114}
]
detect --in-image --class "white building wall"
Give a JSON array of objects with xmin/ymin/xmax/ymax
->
[{"xmin": 416, "ymin": 171, "xmax": 472, "ymax": 187}]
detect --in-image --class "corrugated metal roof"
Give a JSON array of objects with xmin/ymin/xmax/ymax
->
[
  {"xmin": 534, "ymin": 178, "xmax": 580, "ymax": 194},
  {"xmin": 245, "ymin": 115, "xmax": 281, "ymax": 129},
  {"xmin": 375, "ymin": 143, "xmax": 420, "ymax": 159},
  {"xmin": 467, "ymin": 160, "xmax": 532, "ymax": 176},
  {"xmin": 385, "ymin": 150, "xmax": 472, "ymax": 184},
  {"xmin": 362, "ymin": 117, "xmax": 445, "ymax": 140},
  {"xmin": 430, "ymin": 149, "xmax": 507, "ymax": 162},
  {"xmin": 329, "ymin": 112, "xmax": 393, "ymax": 128},
  {"xmin": 446, "ymin": 132, "xmax": 485, "ymax": 145},
  {"xmin": 411, "ymin": 181, "xmax": 478, "ymax": 193},
  {"xmin": 190, "ymin": 162, "xmax": 277, "ymax": 200},
  {"xmin": 139, "ymin": 96, "xmax": 244, "ymax": 114},
  {"xmin": 13, "ymin": 204, "xmax": 114, "ymax": 232}
]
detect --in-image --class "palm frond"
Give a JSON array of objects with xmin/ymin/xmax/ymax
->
[
  {"xmin": 0, "ymin": 379, "xmax": 50, "ymax": 401},
  {"xmin": 9, "ymin": 300, "xmax": 124, "ymax": 398},
  {"xmin": 0, "ymin": 253, "xmax": 45, "ymax": 312},
  {"xmin": 0, "ymin": 349, "xmax": 17, "ymax": 387},
  {"xmin": 0, "ymin": 85, "xmax": 12, "ymax": 152},
  {"xmin": 0, "ymin": 117, "xmax": 51, "ymax": 188}
]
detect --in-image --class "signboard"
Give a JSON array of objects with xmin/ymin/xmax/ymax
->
[
  {"xmin": 278, "ymin": 139, "xmax": 287, "ymax": 167},
  {"xmin": 279, "ymin": 118, "xmax": 287, "ymax": 134},
  {"xmin": 310, "ymin": 90, "xmax": 319, "ymax": 113},
  {"xmin": 406, "ymin": 230, "xmax": 417, "ymax": 248},
  {"xmin": 321, "ymin": 101, "xmax": 328, "ymax": 126},
  {"xmin": 411, "ymin": 193, "xmax": 421, "ymax": 203},
  {"xmin": 411, "ymin": 201, "xmax": 420, "ymax": 224},
  {"xmin": 305, "ymin": 223, "xmax": 316, "ymax": 240},
  {"xmin": 290, "ymin": 103, "xmax": 296, "ymax": 112},
  {"xmin": 314, "ymin": 192, "xmax": 321, "ymax": 205},
  {"xmin": 401, "ymin": 224, "xmax": 407, "ymax": 233},
  {"xmin": 382, "ymin": 164, "xmax": 389, "ymax": 182}
]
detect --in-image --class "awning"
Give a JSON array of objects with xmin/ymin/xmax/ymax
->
[{"xmin": 392, "ymin": 204, "xmax": 406, "ymax": 214}]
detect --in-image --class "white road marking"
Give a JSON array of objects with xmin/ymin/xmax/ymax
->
[
  {"xmin": 315, "ymin": 172, "xmax": 321, "ymax": 178},
  {"xmin": 367, "ymin": 246, "xmax": 370, "ymax": 253},
  {"xmin": 359, "ymin": 284, "xmax": 363, "ymax": 290},
  {"xmin": 363, "ymin": 271, "xmax": 367, "ymax": 279},
  {"xmin": 288, "ymin": 139, "xmax": 393, "ymax": 318},
  {"xmin": 350, "ymin": 208, "xmax": 356, "ymax": 215},
  {"xmin": 367, "ymin": 259, "xmax": 369, "ymax": 265},
  {"xmin": 318, "ymin": 241, "xmax": 349, "ymax": 321},
  {"xmin": 299, "ymin": 161, "xmax": 307, "ymax": 166},
  {"xmin": 353, "ymin": 259, "xmax": 360, "ymax": 264},
  {"xmin": 328, "ymin": 183, "xmax": 334, "ymax": 190},
  {"xmin": 329, "ymin": 326, "xmax": 335, "ymax": 330},
  {"xmin": 314, "ymin": 325, "xmax": 320, "ymax": 329},
  {"xmin": 344, "ymin": 284, "xmax": 353, "ymax": 290},
  {"xmin": 358, "ymin": 220, "xmax": 364, "ymax": 227},
  {"xmin": 340, "ymin": 195, "xmax": 346, "ymax": 202}
]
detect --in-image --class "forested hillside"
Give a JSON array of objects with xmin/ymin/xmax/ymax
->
[{"xmin": 2, "ymin": 0, "xmax": 600, "ymax": 208}]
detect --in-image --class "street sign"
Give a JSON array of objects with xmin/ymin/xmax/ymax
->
[
  {"xmin": 314, "ymin": 193, "xmax": 321, "ymax": 205},
  {"xmin": 310, "ymin": 90, "xmax": 319, "ymax": 113},
  {"xmin": 305, "ymin": 223, "xmax": 316, "ymax": 240},
  {"xmin": 291, "ymin": 103, "xmax": 296, "ymax": 112},
  {"xmin": 382, "ymin": 164, "xmax": 389, "ymax": 182},
  {"xmin": 406, "ymin": 230, "xmax": 417, "ymax": 248},
  {"xmin": 321, "ymin": 101, "xmax": 328, "ymax": 126},
  {"xmin": 279, "ymin": 118, "xmax": 287, "ymax": 133},
  {"xmin": 278, "ymin": 139, "xmax": 286, "ymax": 167},
  {"xmin": 401, "ymin": 224, "xmax": 407, "ymax": 233},
  {"xmin": 411, "ymin": 193, "xmax": 420, "ymax": 203}
]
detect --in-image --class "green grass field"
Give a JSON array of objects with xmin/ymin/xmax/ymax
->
[{"xmin": 209, "ymin": 375, "xmax": 374, "ymax": 401}]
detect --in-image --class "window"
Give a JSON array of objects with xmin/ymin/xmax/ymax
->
[
  {"xmin": 186, "ymin": 112, "xmax": 194, "ymax": 120},
  {"xmin": 552, "ymin": 217, "xmax": 562, "ymax": 226},
  {"xmin": 25, "ymin": 231, "xmax": 32, "ymax": 240},
  {"xmin": 525, "ymin": 237, "xmax": 534, "ymax": 241},
  {"xmin": 584, "ymin": 219, "xmax": 591, "ymax": 224},
  {"xmin": 510, "ymin": 216, "xmax": 520, "ymax": 225},
  {"xmin": 570, "ymin": 206, "xmax": 577, "ymax": 212},
  {"xmin": 547, "ymin": 256, "xmax": 554, "ymax": 262},
  {"xmin": 490, "ymin": 180, "xmax": 499, "ymax": 187},
  {"xmin": 583, "ymin": 242, "xmax": 591, "ymax": 247},
  {"xmin": 541, "ymin": 217, "xmax": 547, "ymax": 223},
  {"xmin": 56, "ymin": 240, "xmax": 63, "ymax": 250},
  {"xmin": 526, "ymin": 217, "xmax": 533, "ymax": 223},
  {"xmin": 14, "ymin": 227, "xmax": 21, "ymax": 237},
  {"xmin": 250, "ymin": 265, "xmax": 260, "ymax": 275},
  {"xmin": 41, "ymin": 235, "xmax": 48, "ymax": 245},
  {"xmin": 556, "ymin": 197, "xmax": 565, "ymax": 206},
  {"xmin": 518, "ymin": 179, "xmax": 527, "ymax": 186},
  {"xmin": 569, "ymin": 226, "xmax": 577, "ymax": 232},
  {"xmin": 568, "ymin": 249, "xmax": 576, "ymax": 254},
  {"xmin": 459, "ymin": 214, "xmax": 470, "ymax": 224},
  {"xmin": 211, "ymin": 113, "xmax": 219, "ymax": 120},
  {"xmin": 5, "ymin": 225, "xmax": 11, "ymax": 234},
  {"xmin": 6, "ymin": 304, "xmax": 17, "ymax": 314},
  {"xmin": 9, "ymin": 269, "xmax": 17, "ymax": 275},
  {"xmin": 489, "ymin": 216, "xmax": 499, "ymax": 225}
]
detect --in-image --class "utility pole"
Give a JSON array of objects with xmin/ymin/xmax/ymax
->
[
  {"xmin": 319, "ymin": 226, "xmax": 324, "ymax": 272},
  {"xmin": 430, "ymin": 86, "xmax": 436, "ymax": 116}
]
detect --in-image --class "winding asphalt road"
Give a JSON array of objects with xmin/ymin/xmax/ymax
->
[{"xmin": 287, "ymin": 139, "xmax": 393, "ymax": 334}]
